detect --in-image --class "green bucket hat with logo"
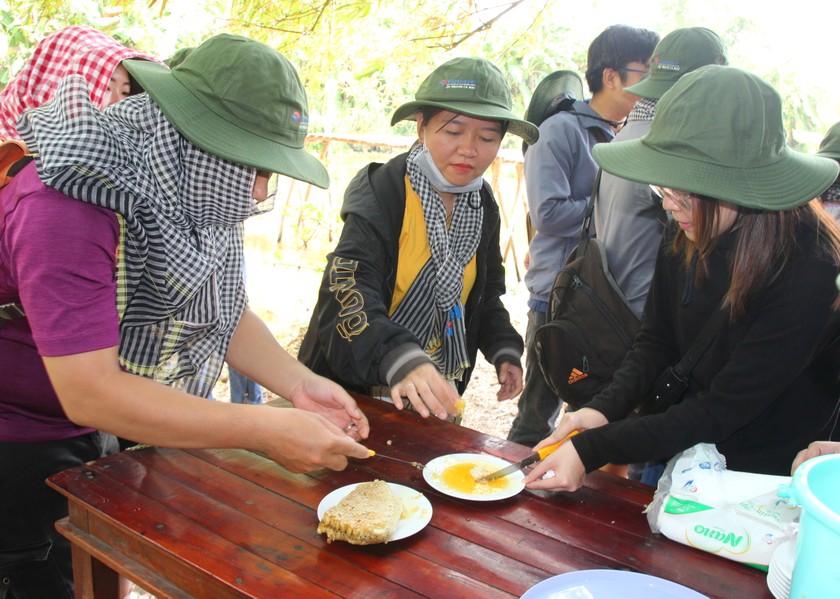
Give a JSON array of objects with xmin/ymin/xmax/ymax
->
[
  {"xmin": 593, "ymin": 65, "xmax": 839, "ymax": 210},
  {"xmin": 817, "ymin": 121, "xmax": 840, "ymax": 161},
  {"xmin": 123, "ymin": 34, "xmax": 328, "ymax": 189},
  {"xmin": 625, "ymin": 27, "xmax": 728, "ymax": 100},
  {"xmin": 390, "ymin": 57, "xmax": 539, "ymax": 145}
]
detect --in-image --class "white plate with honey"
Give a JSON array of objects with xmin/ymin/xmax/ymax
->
[
  {"xmin": 317, "ymin": 482, "xmax": 433, "ymax": 542},
  {"xmin": 422, "ymin": 453, "xmax": 525, "ymax": 501}
]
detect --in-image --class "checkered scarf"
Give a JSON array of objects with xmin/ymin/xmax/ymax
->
[
  {"xmin": 392, "ymin": 145, "xmax": 483, "ymax": 381},
  {"xmin": 627, "ymin": 97, "xmax": 657, "ymax": 122},
  {"xmin": 19, "ymin": 75, "xmax": 258, "ymax": 397},
  {"xmin": 0, "ymin": 25, "xmax": 159, "ymax": 140},
  {"xmin": 823, "ymin": 181, "xmax": 840, "ymax": 203}
]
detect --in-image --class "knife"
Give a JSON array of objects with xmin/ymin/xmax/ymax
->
[
  {"xmin": 474, "ymin": 430, "xmax": 580, "ymax": 482},
  {"xmin": 368, "ymin": 449, "xmax": 424, "ymax": 470}
]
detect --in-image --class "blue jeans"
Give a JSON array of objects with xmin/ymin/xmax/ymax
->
[
  {"xmin": 507, "ymin": 309, "xmax": 563, "ymax": 447},
  {"xmin": 0, "ymin": 431, "xmax": 118, "ymax": 599},
  {"xmin": 229, "ymin": 366, "xmax": 263, "ymax": 405}
]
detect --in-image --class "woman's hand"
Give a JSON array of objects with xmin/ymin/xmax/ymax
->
[
  {"xmin": 523, "ymin": 441, "xmax": 586, "ymax": 492},
  {"xmin": 390, "ymin": 362, "xmax": 460, "ymax": 419},
  {"xmin": 521, "ymin": 407, "xmax": 609, "ymax": 492},
  {"xmin": 534, "ymin": 407, "xmax": 607, "ymax": 451},
  {"xmin": 791, "ymin": 441, "xmax": 840, "ymax": 474},
  {"xmin": 496, "ymin": 362, "xmax": 523, "ymax": 401},
  {"xmin": 287, "ymin": 374, "xmax": 370, "ymax": 441}
]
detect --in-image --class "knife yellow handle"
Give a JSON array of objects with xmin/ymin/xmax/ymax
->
[{"xmin": 535, "ymin": 430, "xmax": 580, "ymax": 460}]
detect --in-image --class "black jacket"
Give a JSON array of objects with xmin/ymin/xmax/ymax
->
[
  {"xmin": 298, "ymin": 152, "xmax": 523, "ymax": 395},
  {"xmin": 577, "ymin": 218, "xmax": 840, "ymax": 475}
]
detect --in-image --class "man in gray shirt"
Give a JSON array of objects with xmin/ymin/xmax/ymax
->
[
  {"xmin": 509, "ymin": 25, "xmax": 659, "ymax": 447},
  {"xmin": 596, "ymin": 27, "xmax": 729, "ymax": 318}
]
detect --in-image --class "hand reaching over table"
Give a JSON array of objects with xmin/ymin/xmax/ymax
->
[
  {"xmin": 390, "ymin": 362, "xmax": 460, "ymax": 420},
  {"xmin": 258, "ymin": 407, "xmax": 371, "ymax": 473},
  {"xmin": 791, "ymin": 440, "xmax": 840, "ymax": 474},
  {"xmin": 287, "ymin": 372, "xmax": 370, "ymax": 441},
  {"xmin": 523, "ymin": 407, "xmax": 608, "ymax": 492}
]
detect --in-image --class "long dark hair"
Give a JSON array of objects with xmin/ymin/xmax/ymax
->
[{"xmin": 671, "ymin": 198, "xmax": 840, "ymax": 320}]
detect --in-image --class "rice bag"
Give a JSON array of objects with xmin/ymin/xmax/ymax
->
[{"xmin": 644, "ymin": 443, "xmax": 799, "ymax": 569}]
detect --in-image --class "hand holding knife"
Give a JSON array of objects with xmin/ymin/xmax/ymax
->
[{"xmin": 474, "ymin": 430, "xmax": 580, "ymax": 482}]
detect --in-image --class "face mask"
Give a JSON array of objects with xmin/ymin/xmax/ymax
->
[{"xmin": 412, "ymin": 146, "xmax": 483, "ymax": 194}]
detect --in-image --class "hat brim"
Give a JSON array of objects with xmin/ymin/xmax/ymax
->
[
  {"xmin": 624, "ymin": 76, "xmax": 677, "ymax": 101},
  {"xmin": 817, "ymin": 149, "xmax": 840, "ymax": 161},
  {"xmin": 593, "ymin": 138, "xmax": 840, "ymax": 210},
  {"xmin": 390, "ymin": 100, "xmax": 539, "ymax": 146},
  {"xmin": 124, "ymin": 59, "xmax": 329, "ymax": 189}
]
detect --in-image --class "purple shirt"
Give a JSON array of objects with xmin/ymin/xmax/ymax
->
[{"xmin": 0, "ymin": 163, "xmax": 120, "ymax": 442}]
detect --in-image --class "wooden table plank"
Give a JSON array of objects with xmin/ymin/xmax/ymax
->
[
  {"xmin": 50, "ymin": 466, "xmax": 345, "ymax": 598},
  {"xmin": 117, "ymin": 448, "xmax": 533, "ymax": 598}
]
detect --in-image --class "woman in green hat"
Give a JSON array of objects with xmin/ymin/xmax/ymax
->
[
  {"xmin": 520, "ymin": 65, "xmax": 840, "ymax": 492},
  {"xmin": 0, "ymin": 34, "xmax": 370, "ymax": 598},
  {"xmin": 299, "ymin": 57, "xmax": 538, "ymax": 421}
]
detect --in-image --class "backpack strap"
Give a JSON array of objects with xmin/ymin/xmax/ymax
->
[
  {"xmin": 576, "ymin": 168, "xmax": 603, "ymax": 254},
  {"xmin": 636, "ymin": 307, "xmax": 729, "ymax": 416},
  {"xmin": 671, "ymin": 308, "xmax": 729, "ymax": 380},
  {"xmin": 0, "ymin": 302, "xmax": 25, "ymax": 322},
  {"xmin": 1, "ymin": 139, "xmax": 29, "ymax": 188}
]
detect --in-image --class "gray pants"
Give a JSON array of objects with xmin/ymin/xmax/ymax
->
[{"xmin": 507, "ymin": 308, "xmax": 563, "ymax": 447}]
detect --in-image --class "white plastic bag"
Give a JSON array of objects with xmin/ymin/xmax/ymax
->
[{"xmin": 644, "ymin": 443, "xmax": 799, "ymax": 569}]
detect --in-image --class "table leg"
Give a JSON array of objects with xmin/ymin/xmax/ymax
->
[{"xmin": 59, "ymin": 522, "xmax": 120, "ymax": 599}]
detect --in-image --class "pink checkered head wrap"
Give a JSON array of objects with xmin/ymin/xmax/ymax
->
[{"xmin": 0, "ymin": 25, "xmax": 160, "ymax": 140}]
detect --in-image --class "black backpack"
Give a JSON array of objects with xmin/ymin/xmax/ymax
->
[
  {"xmin": 533, "ymin": 171, "xmax": 641, "ymax": 410},
  {"xmin": 0, "ymin": 143, "xmax": 31, "ymax": 328}
]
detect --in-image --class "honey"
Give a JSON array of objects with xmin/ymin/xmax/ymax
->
[{"xmin": 439, "ymin": 461, "xmax": 510, "ymax": 496}]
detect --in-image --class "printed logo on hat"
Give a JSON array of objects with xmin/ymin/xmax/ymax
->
[
  {"xmin": 655, "ymin": 57, "xmax": 681, "ymax": 72},
  {"xmin": 438, "ymin": 78, "xmax": 477, "ymax": 91},
  {"xmin": 292, "ymin": 111, "xmax": 309, "ymax": 131}
]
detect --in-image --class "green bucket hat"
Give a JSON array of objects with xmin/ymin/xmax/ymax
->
[
  {"xmin": 390, "ymin": 57, "xmax": 539, "ymax": 145},
  {"xmin": 123, "ymin": 34, "xmax": 328, "ymax": 189},
  {"xmin": 817, "ymin": 121, "xmax": 840, "ymax": 161},
  {"xmin": 625, "ymin": 27, "xmax": 728, "ymax": 100},
  {"xmin": 593, "ymin": 65, "xmax": 839, "ymax": 210}
]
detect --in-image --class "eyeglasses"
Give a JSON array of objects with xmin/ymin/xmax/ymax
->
[
  {"xmin": 650, "ymin": 185, "xmax": 695, "ymax": 211},
  {"xmin": 617, "ymin": 66, "xmax": 650, "ymax": 75}
]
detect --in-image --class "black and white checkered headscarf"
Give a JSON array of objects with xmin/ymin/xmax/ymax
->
[
  {"xmin": 391, "ymin": 145, "xmax": 483, "ymax": 381},
  {"xmin": 19, "ymin": 75, "xmax": 261, "ymax": 397}
]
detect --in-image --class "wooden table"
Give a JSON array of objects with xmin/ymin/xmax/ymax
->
[{"xmin": 47, "ymin": 395, "xmax": 772, "ymax": 598}]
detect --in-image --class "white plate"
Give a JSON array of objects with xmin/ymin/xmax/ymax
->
[
  {"xmin": 520, "ymin": 570, "xmax": 709, "ymax": 599},
  {"xmin": 422, "ymin": 452, "xmax": 525, "ymax": 501},
  {"xmin": 317, "ymin": 482, "xmax": 432, "ymax": 543}
]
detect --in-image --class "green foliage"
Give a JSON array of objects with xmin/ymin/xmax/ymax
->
[{"xmin": 2, "ymin": 0, "xmax": 837, "ymax": 149}]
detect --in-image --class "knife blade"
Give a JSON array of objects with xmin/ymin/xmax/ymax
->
[
  {"xmin": 474, "ymin": 430, "xmax": 580, "ymax": 482},
  {"xmin": 369, "ymin": 449, "xmax": 424, "ymax": 470}
]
